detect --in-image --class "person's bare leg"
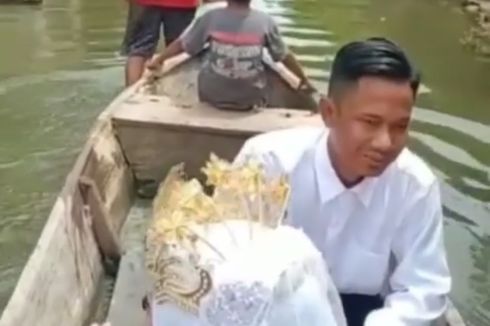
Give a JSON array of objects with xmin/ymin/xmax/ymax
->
[{"xmin": 125, "ymin": 55, "xmax": 147, "ymax": 87}]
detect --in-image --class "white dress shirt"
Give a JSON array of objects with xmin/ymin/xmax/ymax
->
[{"xmin": 234, "ymin": 126, "xmax": 451, "ymax": 326}]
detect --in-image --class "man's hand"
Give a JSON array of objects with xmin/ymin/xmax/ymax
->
[
  {"xmin": 146, "ymin": 54, "xmax": 165, "ymax": 72},
  {"xmin": 298, "ymin": 78, "xmax": 316, "ymax": 93},
  {"xmin": 144, "ymin": 55, "xmax": 165, "ymax": 81}
]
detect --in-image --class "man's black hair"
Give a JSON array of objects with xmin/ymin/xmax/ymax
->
[{"xmin": 328, "ymin": 37, "xmax": 421, "ymax": 100}]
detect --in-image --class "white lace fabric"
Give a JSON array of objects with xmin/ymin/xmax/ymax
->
[
  {"xmin": 146, "ymin": 155, "xmax": 347, "ymax": 326},
  {"xmin": 150, "ymin": 221, "xmax": 346, "ymax": 326}
]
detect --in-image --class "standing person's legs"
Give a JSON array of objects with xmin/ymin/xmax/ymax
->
[
  {"xmin": 121, "ymin": 3, "xmax": 162, "ymax": 86},
  {"xmin": 161, "ymin": 7, "xmax": 196, "ymax": 46}
]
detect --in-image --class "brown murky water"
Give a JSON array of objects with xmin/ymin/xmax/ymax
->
[{"xmin": 0, "ymin": 0, "xmax": 489, "ymax": 324}]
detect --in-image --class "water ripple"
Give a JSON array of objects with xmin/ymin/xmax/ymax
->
[
  {"xmin": 282, "ymin": 36, "xmax": 336, "ymax": 48},
  {"xmin": 411, "ymin": 131, "xmax": 489, "ymax": 174},
  {"xmin": 414, "ymin": 107, "xmax": 490, "ymax": 145},
  {"xmin": 279, "ymin": 25, "xmax": 333, "ymax": 36}
]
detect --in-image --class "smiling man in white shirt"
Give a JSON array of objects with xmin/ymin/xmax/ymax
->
[{"xmin": 234, "ymin": 38, "xmax": 451, "ymax": 326}]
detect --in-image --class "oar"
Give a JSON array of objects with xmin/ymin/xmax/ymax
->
[{"xmin": 265, "ymin": 59, "xmax": 322, "ymax": 113}]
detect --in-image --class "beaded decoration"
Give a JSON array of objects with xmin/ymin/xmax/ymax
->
[
  {"xmin": 145, "ymin": 153, "xmax": 290, "ymax": 315},
  {"xmin": 202, "ymin": 281, "xmax": 272, "ymax": 326}
]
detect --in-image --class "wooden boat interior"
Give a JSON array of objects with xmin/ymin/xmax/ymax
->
[
  {"xmin": 0, "ymin": 54, "xmax": 466, "ymax": 326},
  {"xmin": 145, "ymin": 52, "xmax": 318, "ymax": 111},
  {"xmin": 113, "ymin": 53, "xmax": 321, "ymax": 188}
]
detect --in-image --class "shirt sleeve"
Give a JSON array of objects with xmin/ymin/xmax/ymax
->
[
  {"xmin": 264, "ymin": 17, "xmax": 288, "ymax": 62},
  {"xmin": 181, "ymin": 13, "xmax": 210, "ymax": 56},
  {"xmin": 233, "ymin": 138, "xmax": 286, "ymax": 179},
  {"xmin": 365, "ymin": 181, "xmax": 451, "ymax": 326}
]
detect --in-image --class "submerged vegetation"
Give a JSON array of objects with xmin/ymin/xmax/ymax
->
[{"xmin": 461, "ymin": 0, "xmax": 490, "ymax": 56}]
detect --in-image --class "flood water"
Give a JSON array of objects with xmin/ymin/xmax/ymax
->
[{"xmin": 0, "ymin": 0, "xmax": 489, "ymax": 324}]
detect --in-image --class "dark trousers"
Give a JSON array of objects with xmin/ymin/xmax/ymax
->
[
  {"xmin": 340, "ymin": 293, "xmax": 384, "ymax": 326},
  {"xmin": 121, "ymin": 3, "xmax": 196, "ymax": 58}
]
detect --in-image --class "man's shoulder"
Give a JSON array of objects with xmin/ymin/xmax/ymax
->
[
  {"xmin": 238, "ymin": 126, "xmax": 324, "ymax": 171},
  {"xmin": 253, "ymin": 9, "xmax": 280, "ymax": 27},
  {"xmin": 198, "ymin": 6, "xmax": 225, "ymax": 20},
  {"xmin": 195, "ymin": 2, "xmax": 227, "ymax": 18},
  {"xmin": 243, "ymin": 126, "xmax": 323, "ymax": 151},
  {"xmin": 391, "ymin": 148, "xmax": 436, "ymax": 189},
  {"xmin": 249, "ymin": 8, "xmax": 274, "ymax": 19}
]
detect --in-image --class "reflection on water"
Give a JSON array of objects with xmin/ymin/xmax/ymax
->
[
  {"xmin": 0, "ymin": 0, "xmax": 126, "ymax": 310},
  {"xmin": 0, "ymin": 0, "xmax": 489, "ymax": 324}
]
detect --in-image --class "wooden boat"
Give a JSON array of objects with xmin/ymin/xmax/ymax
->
[{"xmin": 0, "ymin": 53, "xmax": 466, "ymax": 326}]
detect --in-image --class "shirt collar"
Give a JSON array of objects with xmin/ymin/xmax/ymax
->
[{"xmin": 314, "ymin": 131, "xmax": 378, "ymax": 207}]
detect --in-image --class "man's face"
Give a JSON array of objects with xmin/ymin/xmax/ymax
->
[{"xmin": 322, "ymin": 76, "xmax": 414, "ymax": 179}]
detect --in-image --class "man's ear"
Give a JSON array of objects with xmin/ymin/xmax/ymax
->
[{"xmin": 319, "ymin": 97, "xmax": 336, "ymax": 128}]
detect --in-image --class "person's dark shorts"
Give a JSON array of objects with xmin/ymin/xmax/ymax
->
[{"xmin": 121, "ymin": 3, "xmax": 196, "ymax": 58}]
